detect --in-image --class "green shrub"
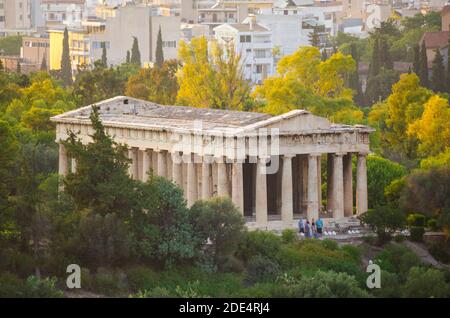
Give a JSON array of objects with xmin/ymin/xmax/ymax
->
[
  {"xmin": 321, "ymin": 239, "xmax": 339, "ymax": 251},
  {"xmin": 289, "ymin": 270, "xmax": 370, "ymax": 298},
  {"xmin": 427, "ymin": 241, "xmax": 450, "ymax": 264},
  {"xmin": 231, "ymin": 283, "xmax": 274, "ymax": 298},
  {"xmin": 358, "ymin": 206, "xmax": 406, "ymax": 244},
  {"xmin": 22, "ymin": 276, "xmax": 64, "ymax": 298},
  {"xmin": 407, "ymin": 213, "xmax": 426, "ymax": 227},
  {"xmin": 409, "ymin": 226, "xmax": 425, "ymax": 242},
  {"xmin": 0, "ymin": 272, "xmax": 24, "ymax": 297},
  {"xmin": 341, "ymin": 245, "xmax": 362, "ymax": 263},
  {"xmin": 236, "ymin": 231, "xmax": 282, "ymax": 263},
  {"xmin": 427, "ymin": 219, "xmax": 439, "ymax": 231},
  {"xmin": 93, "ymin": 268, "xmax": 128, "ymax": 296},
  {"xmin": 403, "ymin": 267, "xmax": 450, "ymax": 298},
  {"xmin": 0, "ymin": 249, "xmax": 35, "ymax": 277},
  {"xmin": 246, "ymin": 255, "xmax": 281, "ymax": 283},
  {"xmin": 131, "ymin": 287, "xmax": 173, "ymax": 298},
  {"xmin": 126, "ymin": 266, "xmax": 160, "ymax": 292},
  {"xmin": 375, "ymin": 244, "xmax": 421, "ymax": 278},
  {"xmin": 370, "ymin": 270, "xmax": 402, "ymax": 298},
  {"xmin": 281, "ymin": 229, "xmax": 297, "ymax": 244},
  {"xmin": 80, "ymin": 268, "xmax": 94, "ymax": 291}
]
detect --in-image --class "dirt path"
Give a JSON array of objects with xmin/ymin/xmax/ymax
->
[{"xmin": 398, "ymin": 240, "xmax": 449, "ymax": 269}]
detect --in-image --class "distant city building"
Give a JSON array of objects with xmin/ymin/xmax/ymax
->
[
  {"xmin": 0, "ymin": 0, "xmax": 32, "ymax": 36},
  {"xmin": 90, "ymin": 4, "xmax": 180, "ymax": 66},
  {"xmin": 214, "ymin": 16, "xmax": 274, "ymax": 85},
  {"xmin": 21, "ymin": 33, "xmax": 50, "ymax": 71}
]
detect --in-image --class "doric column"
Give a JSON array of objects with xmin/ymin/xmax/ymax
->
[
  {"xmin": 172, "ymin": 152, "xmax": 183, "ymax": 187},
  {"xmin": 186, "ymin": 157, "xmax": 197, "ymax": 207},
  {"xmin": 333, "ymin": 153, "xmax": 345, "ymax": 220},
  {"xmin": 343, "ymin": 153, "xmax": 353, "ymax": 217},
  {"xmin": 255, "ymin": 158, "xmax": 268, "ymax": 227},
  {"xmin": 281, "ymin": 155, "xmax": 294, "ymax": 223},
  {"xmin": 307, "ymin": 154, "xmax": 320, "ymax": 221},
  {"xmin": 217, "ymin": 159, "xmax": 229, "ymax": 197},
  {"xmin": 301, "ymin": 156, "xmax": 308, "ymax": 212},
  {"xmin": 317, "ymin": 155, "xmax": 322, "ymax": 213},
  {"xmin": 326, "ymin": 153, "xmax": 334, "ymax": 213},
  {"xmin": 71, "ymin": 158, "xmax": 77, "ymax": 174},
  {"xmin": 201, "ymin": 158, "xmax": 212, "ymax": 200},
  {"xmin": 356, "ymin": 153, "xmax": 368, "ymax": 215},
  {"xmin": 58, "ymin": 143, "xmax": 68, "ymax": 176},
  {"xmin": 156, "ymin": 150, "xmax": 166, "ymax": 178},
  {"xmin": 231, "ymin": 160, "xmax": 244, "ymax": 215},
  {"xmin": 127, "ymin": 148, "xmax": 135, "ymax": 178},
  {"xmin": 141, "ymin": 149, "xmax": 151, "ymax": 182}
]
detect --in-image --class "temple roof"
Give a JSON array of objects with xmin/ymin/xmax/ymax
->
[{"xmin": 51, "ymin": 96, "xmax": 374, "ymax": 135}]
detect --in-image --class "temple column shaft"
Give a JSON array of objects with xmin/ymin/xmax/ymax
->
[
  {"xmin": 307, "ymin": 154, "xmax": 320, "ymax": 221},
  {"xmin": 327, "ymin": 153, "xmax": 334, "ymax": 213},
  {"xmin": 333, "ymin": 153, "xmax": 345, "ymax": 219},
  {"xmin": 201, "ymin": 159, "xmax": 211, "ymax": 200},
  {"xmin": 157, "ymin": 150, "xmax": 166, "ymax": 178},
  {"xmin": 281, "ymin": 155, "xmax": 294, "ymax": 223},
  {"xmin": 231, "ymin": 161, "xmax": 244, "ymax": 215},
  {"xmin": 142, "ymin": 149, "xmax": 151, "ymax": 182},
  {"xmin": 127, "ymin": 148, "xmax": 135, "ymax": 178},
  {"xmin": 343, "ymin": 153, "xmax": 353, "ymax": 217},
  {"xmin": 217, "ymin": 160, "xmax": 229, "ymax": 197},
  {"xmin": 317, "ymin": 155, "xmax": 322, "ymax": 214},
  {"xmin": 172, "ymin": 152, "xmax": 183, "ymax": 187},
  {"xmin": 58, "ymin": 143, "xmax": 68, "ymax": 176},
  {"xmin": 255, "ymin": 158, "xmax": 268, "ymax": 227},
  {"xmin": 356, "ymin": 153, "xmax": 368, "ymax": 215},
  {"xmin": 186, "ymin": 157, "xmax": 197, "ymax": 207},
  {"xmin": 71, "ymin": 158, "xmax": 77, "ymax": 174}
]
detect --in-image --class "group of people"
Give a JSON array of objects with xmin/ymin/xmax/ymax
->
[{"xmin": 298, "ymin": 217, "xmax": 323, "ymax": 239}]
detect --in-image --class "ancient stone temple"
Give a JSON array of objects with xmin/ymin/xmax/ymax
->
[{"xmin": 52, "ymin": 96, "xmax": 374, "ymax": 230}]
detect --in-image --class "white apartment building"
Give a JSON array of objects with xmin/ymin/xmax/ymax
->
[
  {"xmin": 41, "ymin": 0, "xmax": 87, "ymax": 28},
  {"xmin": 90, "ymin": 4, "xmax": 180, "ymax": 66},
  {"xmin": 214, "ymin": 17, "xmax": 274, "ymax": 85},
  {"xmin": 0, "ymin": 0, "xmax": 32, "ymax": 35}
]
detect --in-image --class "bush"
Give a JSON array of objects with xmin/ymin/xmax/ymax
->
[
  {"xmin": 375, "ymin": 244, "xmax": 421, "ymax": 279},
  {"xmin": 22, "ymin": 276, "xmax": 64, "ymax": 298},
  {"xmin": 246, "ymin": 255, "xmax": 281, "ymax": 284},
  {"xmin": 131, "ymin": 287, "xmax": 173, "ymax": 298},
  {"xmin": 427, "ymin": 219, "xmax": 439, "ymax": 231},
  {"xmin": 403, "ymin": 267, "xmax": 450, "ymax": 298},
  {"xmin": 358, "ymin": 206, "xmax": 406, "ymax": 244},
  {"xmin": 281, "ymin": 229, "xmax": 297, "ymax": 244},
  {"xmin": 409, "ymin": 226, "xmax": 425, "ymax": 242},
  {"xmin": 427, "ymin": 241, "xmax": 450, "ymax": 264},
  {"xmin": 0, "ymin": 249, "xmax": 35, "ymax": 277},
  {"xmin": 0, "ymin": 272, "xmax": 24, "ymax": 297},
  {"xmin": 321, "ymin": 239, "xmax": 339, "ymax": 251},
  {"xmin": 236, "ymin": 231, "xmax": 282, "ymax": 263},
  {"xmin": 370, "ymin": 270, "xmax": 402, "ymax": 298},
  {"xmin": 189, "ymin": 197, "xmax": 246, "ymax": 270},
  {"xmin": 407, "ymin": 213, "xmax": 426, "ymax": 227},
  {"xmin": 289, "ymin": 270, "xmax": 370, "ymax": 298},
  {"xmin": 126, "ymin": 266, "xmax": 160, "ymax": 292},
  {"xmin": 93, "ymin": 268, "xmax": 128, "ymax": 296}
]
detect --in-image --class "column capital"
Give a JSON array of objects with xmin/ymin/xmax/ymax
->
[
  {"xmin": 282, "ymin": 154, "xmax": 296, "ymax": 159},
  {"xmin": 333, "ymin": 152, "xmax": 347, "ymax": 157},
  {"xmin": 308, "ymin": 153, "xmax": 322, "ymax": 158},
  {"xmin": 357, "ymin": 151, "xmax": 370, "ymax": 157}
]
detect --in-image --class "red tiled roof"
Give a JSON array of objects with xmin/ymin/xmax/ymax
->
[{"xmin": 420, "ymin": 31, "xmax": 449, "ymax": 49}]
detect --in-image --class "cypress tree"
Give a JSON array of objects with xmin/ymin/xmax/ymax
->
[
  {"xmin": 447, "ymin": 32, "xmax": 450, "ymax": 93},
  {"xmin": 40, "ymin": 55, "xmax": 47, "ymax": 71},
  {"xmin": 61, "ymin": 27, "xmax": 73, "ymax": 86},
  {"xmin": 101, "ymin": 43, "xmax": 107, "ymax": 67},
  {"xmin": 431, "ymin": 49, "xmax": 446, "ymax": 93},
  {"xmin": 419, "ymin": 40, "xmax": 429, "ymax": 88},
  {"xmin": 155, "ymin": 26, "xmax": 164, "ymax": 68},
  {"xmin": 368, "ymin": 37, "xmax": 380, "ymax": 77},
  {"xmin": 130, "ymin": 37, "xmax": 141, "ymax": 66},
  {"xmin": 349, "ymin": 42, "xmax": 363, "ymax": 106},
  {"xmin": 16, "ymin": 61, "xmax": 21, "ymax": 73},
  {"xmin": 126, "ymin": 50, "xmax": 130, "ymax": 64},
  {"xmin": 380, "ymin": 38, "xmax": 393, "ymax": 69},
  {"xmin": 0, "ymin": 59, "xmax": 3, "ymax": 71},
  {"xmin": 413, "ymin": 44, "xmax": 420, "ymax": 75},
  {"xmin": 321, "ymin": 48, "xmax": 328, "ymax": 61},
  {"xmin": 308, "ymin": 27, "xmax": 320, "ymax": 48}
]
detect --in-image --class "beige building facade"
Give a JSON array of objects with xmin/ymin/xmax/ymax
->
[{"xmin": 52, "ymin": 96, "xmax": 373, "ymax": 230}]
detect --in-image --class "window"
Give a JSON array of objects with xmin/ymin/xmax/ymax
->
[
  {"xmin": 284, "ymin": 10, "xmax": 288, "ymax": 15},
  {"xmin": 254, "ymin": 49, "xmax": 268, "ymax": 58},
  {"xmin": 162, "ymin": 40, "xmax": 177, "ymax": 48},
  {"xmin": 256, "ymin": 65, "xmax": 263, "ymax": 74},
  {"xmin": 240, "ymin": 35, "xmax": 251, "ymax": 43},
  {"xmin": 0, "ymin": 16, "xmax": 4, "ymax": 22}
]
